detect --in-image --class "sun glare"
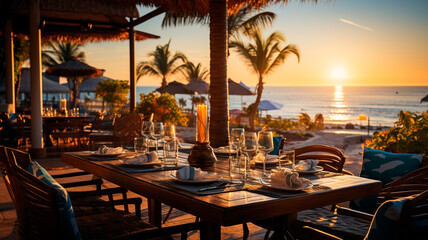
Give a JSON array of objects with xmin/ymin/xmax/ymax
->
[{"xmin": 331, "ymin": 67, "xmax": 348, "ymax": 80}]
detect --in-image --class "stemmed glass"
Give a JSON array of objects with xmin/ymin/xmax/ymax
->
[
  {"xmin": 151, "ymin": 122, "xmax": 164, "ymax": 157},
  {"xmin": 257, "ymin": 131, "xmax": 274, "ymax": 177},
  {"xmin": 242, "ymin": 132, "xmax": 258, "ymax": 179},
  {"xmin": 141, "ymin": 121, "xmax": 153, "ymax": 150},
  {"xmin": 231, "ymin": 128, "xmax": 245, "ymax": 158}
]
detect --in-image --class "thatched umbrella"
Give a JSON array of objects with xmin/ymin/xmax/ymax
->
[
  {"xmin": 156, "ymin": 81, "xmax": 194, "ymax": 95},
  {"xmin": 421, "ymin": 94, "xmax": 428, "ymax": 103},
  {"xmin": 185, "ymin": 78, "xmax": 209, "ymax": 94},
  {"xmin": 46, "ymin": 60, "xmax": 103, "ymax": 108}
]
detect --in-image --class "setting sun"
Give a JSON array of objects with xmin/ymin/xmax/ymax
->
[{"xmin": 331, "ymin": 67, "xmax": 348, "ymax": 80}]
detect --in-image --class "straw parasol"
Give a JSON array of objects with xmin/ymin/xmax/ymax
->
[
  {"xmin": 421, "ymin": 94, "xmax": 428, "ymax": 103},
  {"xmin": 185, "ymin": 78, "xmax": 209, "ymax": 94},
  {"xmin": 46, "ymin": 60, "xmax": 103, "ymax": 107},
  {"xmin": 156, "ymin": 81, "xmax": 195, "ymax": 95},
  {"xmin": 228, "ymin": 78, "xmax": 254, "ymax": 96}
]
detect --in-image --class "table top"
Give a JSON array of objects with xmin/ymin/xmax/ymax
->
[{"xmin": 61, "ymin": 150, "xmax": 382, "ymax": 226}]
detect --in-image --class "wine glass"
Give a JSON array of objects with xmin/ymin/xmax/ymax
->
[
  {"xmin": 257, "ymin": 131, "xmax": 274, "ymax": 177},
  {"xmin": 231, "ymin": 128, "xmax": 245, "ymax": 158},
  {"xmin": 242, "ymin": 132, "xmax": 258, "ymax": 179},
  {"xmin": 142, "ymin": 121, "xmax": 153, "ymax": 138},
  {"xmin": 151, "ymin": 122, "xmax": 164, "ymax": 157}
]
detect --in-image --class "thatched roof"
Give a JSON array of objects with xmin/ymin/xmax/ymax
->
[
  {"xmin": 228, "ymin": 78, "xmax": 255, "ymax": 96},
  {"xmin": 156, "ymin": 81, "xmax": 195, "ymax": 95},
  {"xmin": 46, "ymin": 60, "xmax": 103, "ymax": 78},
  {"xmin": 185, "ymin": 78, "xmax": 209, "ymax": 94},
  {"xmin": 117, "ymin": 0, "xmax": 307, "ymax": 15},
  {"xmin": 63, "ymin": 75, "xmax": 115, "ymax": 93},
  {"xmin": 2, "ymin": 0, "xmax": 160, "ymax": 43}
]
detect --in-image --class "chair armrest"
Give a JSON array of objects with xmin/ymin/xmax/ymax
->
[
  {"xmin": 341, "ymin": 169, "xmax": 353, "ymax": 175},
  {"xmin": 68, "ymin": 187, "xmax": 128, "ymax": 199},
  {"xmin": 336, "ymin": 207, "xmax": 374, "ymax": 221},
  {"xmin": 298, "ymin": 226, "xmax": 343, "ymax": 240},
  {"xmin": 61, "ymin": 179, "xmax": 103, "ymax": 189},
  {"xmin": 122, "ymin": 222, "xmax": 203, "ymax": 240},
  {"xmin": 51, "ymin": 171, "xmax": 93, "ymax": 178}
]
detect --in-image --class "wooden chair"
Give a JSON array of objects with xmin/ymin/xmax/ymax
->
[
  {"xmin": 291, "ymin": 166, "xmax": 428, "ymax": 240},
  {"xmin": 243, "ymin": 144, "xmax": 351, "ymax": 240},
  {"xmin": 15, "ymin": 114, "xmax": 31, "ymax": 146},
  {"xmin": 5, "ymin": 147, "xmax": 201, "ymax": 240},
  {"xmin": 48, "ymin": 118, "xmax": 85, "ymax": 148},
  {"xmin": 293, "ymin": 190, "xmax": 428, "ymax": 240},
  {"xmin": 89, "ymin": 113, "xmax": 143, "ymax": 149}
]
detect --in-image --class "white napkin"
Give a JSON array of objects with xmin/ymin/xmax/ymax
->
[
  {"xmin": 270, "ymin": 168, "xmax": 312, "ymax": 189},
  {"xmin": 98, "ymin": 145, "xmax": 123, "ymax": 154},
  {"xmin": 294, "ymin": 159, "xmax": 319, "ymax": 171},
  {"xmin": 122, "ymin": 151, "xmax": 159, "ymax": 165},
  {"xmin": 176, "ymin": 166, "xmax": 213, "ymax": 180},
  {"xmin": 255, "ymin": 153, "xmax": 278, "ymax": 163}
]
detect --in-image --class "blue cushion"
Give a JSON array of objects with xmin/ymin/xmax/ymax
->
[
  {"xmin": 365, "ymin": 195, "xmax": 412, "ymax": 240},
  {"xmin": 350, "ymin": 147, "xmax": 423, "ymax": 213},
  {"xmin": 269, "ymin": 136, "xmax": 282, "ymax": 155},
  {"xmin": 27, "ymin": 162, "xmax": 82, "ymax": 240}
]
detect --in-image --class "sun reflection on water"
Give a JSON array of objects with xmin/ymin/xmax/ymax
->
[{"xmin": 329, "ymin": 86, "xmax": 350, "ymax": 123}]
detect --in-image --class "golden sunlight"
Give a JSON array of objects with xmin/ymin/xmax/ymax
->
[{"xmin": 331, "ymin": 67, "xmax": 348, "ymax": 80}]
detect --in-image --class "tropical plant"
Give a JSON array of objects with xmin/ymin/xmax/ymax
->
[
  {"xmin": 136, "ymin": 92, "xmax": 188, "ymax": 126},
  {"xmin": 42, "ymin": 41, "xmax": 86, "ymax": 107},
  {"xmin": 230, "ymin": 28, "xmax": 300, "ymax": 131},
  {"xmin": 365, "ymin": 111, "xmax": 428, "ymax": 155},
  {"xmin": 136, "ymin": 40, "xmax": 187, "ymax": 88},
  {"xmin": 95, "ymin": 80, "xmax": 129, "ymax": 113},
  {"xmin": 182, "ymin": 62, "xmax": 209, "ymax": 82},
  {"xmin": 190, "ymin": 95, "xmax": 207, "ymax": 115}
]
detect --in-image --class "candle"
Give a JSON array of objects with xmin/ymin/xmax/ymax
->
[
  {"xmin": 196, "ymin": 104, "xmax": 208, "ymax": 143},
  {"xmin": 60, "ymin": 99, "xmax": 67, "ymax": 110}
]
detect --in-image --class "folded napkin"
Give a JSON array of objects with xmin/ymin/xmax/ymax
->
[
  {"xmin": 270, "ymin": 168, "xmax": 312, "ymax": 189},
  {"xmin": 176, "ymin": 166, "xmax": 213, "ymax": 180},
  {"xmin": 294, "ymin": 159, "xmax": 319, "ymax": 171},
  {"xmin": 255, "ymin": 153, "xmax": 278, "ymax": 163},
  {"xmin": 122, "ymin": 152, "xmax": 159, "ymax": 165},
  {"xmin": 98, "ymin": 145, "xmax": 123, "ymax": 154}
]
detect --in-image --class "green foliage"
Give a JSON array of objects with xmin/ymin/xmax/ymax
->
[
  {"xmin": 136, "ymin": 92, "xmax": 188, "ymax": 126},
  {"xmin": 265, "ymin": 113, "xmax": 324, "ymax": 131},
  {"xmin": 365, "ymin": 111, "xmax": 428, "ymax": 155},
  {"xmin": 95, "ymin": 80, "xmax": 129, "ymax": 113}
]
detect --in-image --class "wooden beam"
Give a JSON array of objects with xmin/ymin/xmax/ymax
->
[
  {"xmin": 129, "ymin": 24, "xmax": 136, "ymax": 112},
  {"xmin": 129, "ymin": 7, "xmax": 165, "ymax": 27}
]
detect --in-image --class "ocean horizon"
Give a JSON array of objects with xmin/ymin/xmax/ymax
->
[{"xmin": 135, "ymin": 85, "xmax": 428, "ymax": 127}]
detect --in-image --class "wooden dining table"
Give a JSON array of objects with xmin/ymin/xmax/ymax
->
[{"xmin": 61, "ymin": 148, "xmax": 382, "ymax": 239}]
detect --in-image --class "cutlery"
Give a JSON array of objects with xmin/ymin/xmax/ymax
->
[{"xmin": 197, "ymin": 182, "xmax": 240, "ymax": 192}]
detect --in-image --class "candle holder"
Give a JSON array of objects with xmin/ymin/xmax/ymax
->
[{"xmin": 187, "ymin": 141, "xmax": 217, "ymax": 167}]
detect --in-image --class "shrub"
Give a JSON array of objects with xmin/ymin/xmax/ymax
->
[
  {"xmin": 95, "ymin": 80, "xmax": 129, "ymax": 113},
  {"xmin": 136, "ymin": 92, "xmax": 188, "ymax": 126},
  {"xmin": 364, "ymin": 111, "xmax": 428, "ymax": 155}
]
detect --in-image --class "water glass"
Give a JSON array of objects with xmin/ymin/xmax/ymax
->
[
  {"xmin": 163, "ymin": 139, "xmax": 178, "ymax": 166},
  {"xmin": 229, "ymin": 154, "xmax": 247, "ymax": 182},
  {"xmin": 163, "ymin": 125, "xmax": 176, "ymax": 142},
  {"xmin": 151, "ymin": 122, "xmax": 164, "ymax": 158},
  {"xmin": 278, "ymin": 149, "xmax": 295, "ymax": 170},
  {"xmin": 257, "ymin": 131, "xmax": 274, "ymax": 177},
  {"xmin": 242, "ymin": 132, "xmax": 258, "ymax": 177},
  {"xmin": 134, "ymin": 137, "xmax": 148, "ymax": 153}
]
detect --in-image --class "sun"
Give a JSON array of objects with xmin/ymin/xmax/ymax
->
[{"xmin": 331, "ymin": 67, "xmax": 348, "ymax": 80}]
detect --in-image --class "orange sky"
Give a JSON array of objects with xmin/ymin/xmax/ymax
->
[{"xmin": 84, "ymin": 0, "xmax": 428, "ymax": 86}]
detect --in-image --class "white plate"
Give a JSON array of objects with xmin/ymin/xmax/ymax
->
[
  {"xmin": 293, "ymin": 166, "xmax": 323, "ymax": 174},
  {"xmin": 90, "ymin": 151, "xmax": 125, "ymax": 157},
  {"xmin": 259, "ymin": 178, "xmax": 313, "ymax": 191},
  {"xmin": 171, "ymin": 172, "xmax": 222, "ymax": 183}
]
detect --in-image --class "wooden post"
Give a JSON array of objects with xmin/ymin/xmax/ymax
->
[
  {"xmin": 129, "ymin": 24, "xmax": 136, "ymax": 112},
  {"xmin": 4, "ymin": 19, "xmax": 15, "ymax": 113},
  {"xmin": 29, "ymin": 0, "xmax": 45, "ymax": 158}
]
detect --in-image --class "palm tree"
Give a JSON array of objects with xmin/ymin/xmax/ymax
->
[
  {"xmin": 230, "ymin": 29, "xmax": 300, "ymax": 131},
  {"xmin": 136, "ymin": 40, "xmax": 187, "ymax": 88},
  {"xmin": 162, "ymin": 7, "xmax": 276, "ymax": 146},
  {"xmin": 178, "ymin": 98, "xmax": 187, "ymax": 110},
  {"xmin": 43, "ymin": 42, "xmax": 86, "ymax": 107},
  {"xmin": 182, "ymin": 62, "xmax": 209, "ymax": 82}
]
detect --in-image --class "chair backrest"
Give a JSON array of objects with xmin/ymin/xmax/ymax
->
[
  {"xmin": 397, "ymin": 190, "xmax": 428, "ymax": 239},
  {"xmin": 5, "ymin": 147, "xmax": 32, "ymax": 169},
  {"xmin": 294, "ymin": 145, "xmax": 346, "ymax": 173},
  {"xmin": 0, "ymin": 146, "xmax": 16, "ymax": 204},
  {"xmin": 113, "ymin": 113, "xmax": 144, "ymax": 146},
  {"xmin": 9, "ymin": 154, "xmax": 63, "ymax": 240},
  {"xmin": 379, "ymin": 166, "xmax": 428, "ymax": 203}
]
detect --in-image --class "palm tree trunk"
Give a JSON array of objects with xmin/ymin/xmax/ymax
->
[
  {"xmin": 208, "ymin": 0, "xmax": 229, "ymax": 148},
  {"xmin": 161, "ymin": 77, "xmax": 167, "ymax": 88},
  {"xmin": 250, "ymin": 77, "xmax": 264, "ymax": 131}
]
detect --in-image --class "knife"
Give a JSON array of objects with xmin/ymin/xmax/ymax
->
[{"xmin": 197, "ymin": 182, "xmax": 240, "ymax": 192}]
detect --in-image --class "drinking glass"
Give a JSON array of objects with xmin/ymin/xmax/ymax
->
[
  {"xmin": 278, "ymin": 149, "xmax": 295, "ymax": 170},
  {"xmin": 134, "ymin": 137, "xmax": 148, "ymax": 154},
  {"xmin": 242, "ymin": 132, "xmax": 258, "ymax": 178},
  {"xmin": 163, "ymin": 125, "xmax": 176, "ymax": 142},
  {"xmin": 257, "ymin": 131, "xmax": 274, "ymax": 177},
  {"xmin": 151, "ymin": 122, "xmax": 164, "ymax": 158},
  {"xmin": 231, "ymin": 128, "xmax": 245, "ymax": 158},
  {"xmin": 163, "ymin": 139, "xmax": 178, "ymax": 166},
  {"xmin": 142, "ymin": 121, "xmax": 153, "ymax": 138}
]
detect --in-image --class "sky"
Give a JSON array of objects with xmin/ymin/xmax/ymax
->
[{"xmin": 83, "ymin": 0, "xmax": 428, "ymax": 87}]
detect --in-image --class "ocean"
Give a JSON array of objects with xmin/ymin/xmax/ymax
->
[{"xmin": 136, "ymin": 86, "xmax": 428, "ymax": 127}]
